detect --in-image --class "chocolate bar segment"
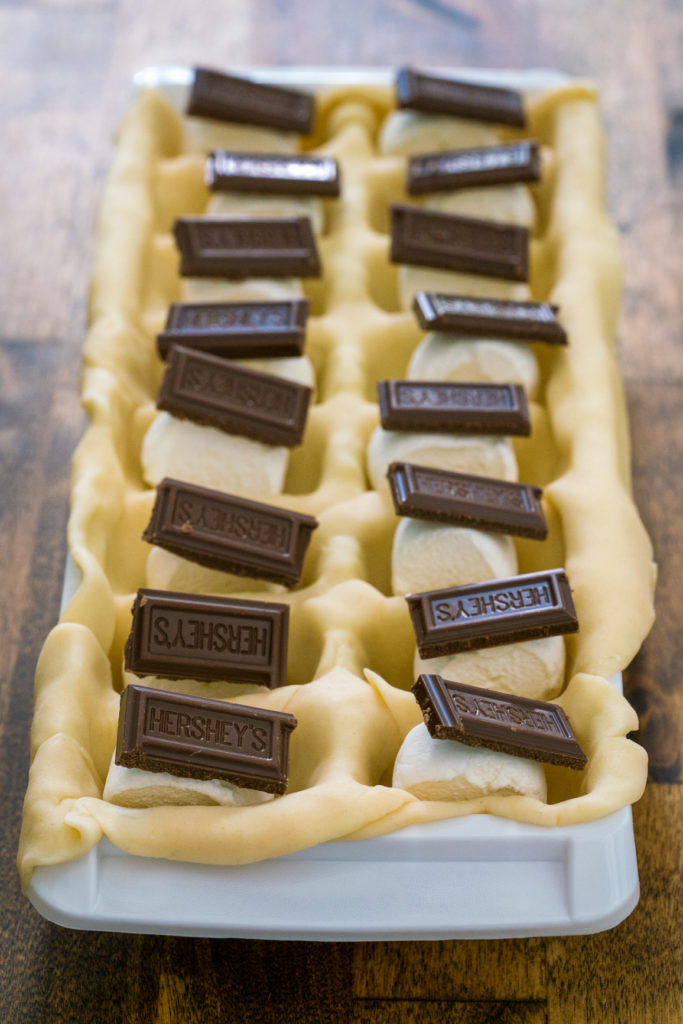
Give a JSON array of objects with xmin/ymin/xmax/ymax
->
[
  {"xmin": 412, "ymin": 674, "xmax": 587, "ymax": 770},
  {"xmin": 174, "ymin": 216, "xmax": 321, "ymax": 278},
  {"xmin": 406, "ymin": 569, "xmax": 578, "ymax": 658},
  {"xmin": 206, "ymin": 150, "xmax": 340, "ymax": 197},
  {"xmin": 388, "ymin": 463, "xmax": 547, "ymax": 539},
  {"xmin": 408, "ymin": 140, "xmax": 541, "ymax": 195},
  {"xmin": 157, "ymin": 299, "xmax": 309, "ymax": 361},
  {"xmin": 157, "ymin": 345, "xmax": 312, "ymax": 447},
  {"xmin": 377, "ymin": 380, "xmax": 530, "ymax": 435},
  {"xmin": 396, "ymin": 68, "xmax": 526, "ymax": 127},
  {"xmin": 143, "ymin": 478, "xmax": 318, "ymax": 587},
  {"xmin": 413, "ymin": 292, "xmax": 568, "ymax": 344},
  {"xmin": 188, "ymin": 67, "xmax": 314, "ymax": 133},
  {"xmin": 116, "ymin": 683, "xmax": 297, "ymax": 793},
  {"xmin": 124, "ymin": 589, "xmax": 289, "ymax": 689},
  {"xmin": 390, "ymin": 205, "xmax": 528, "ymax": 282}
]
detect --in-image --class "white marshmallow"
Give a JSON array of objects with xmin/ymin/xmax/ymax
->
[
  {"xmin": 232, "ymin": 354, "xmax": 315, "ymax": 390},
  {"xmin": 182, "ymin": 117, "xmax": 298, "ymax": 156},
  {"xmin": 145, "ymin": 544, "xmax": 287, "ymax": 596},
  {"xmin": 414, "ymin": 635, "xmax": 566, "ymax": 701},
  {"xmin": 141, "ymin": 412, "xmax": 288, "ymax": 495},
  {"xmin": 207, "ymin": 193, "xmax": 324, "ymax": 234},
  {"xmin": 424, "ymin": 183, "xmax": 536, "ymax": 231},
  {"xmin": 378, "ymin": 110, "xmax": 499, "ymax": 156},
  {"xmin": 398, "ymin": 265, "xmax": 531, "ymax": 311},
  {"xmin": 392, "ymin": 723, "xmax": 547, "ymax": 801},
  {"xmin": 392, "ymin": 518, "xmax": 517, "ymax": 596},
  {"xmin": 407, "ymin": 331, "xmax": 540, "ymax": 400},
  {"xmin": 103, "ymin": 755, "xmax": 274, "ymax": 808},
  {"xmin": 181, "ymin": 277, "xmax": 304, "ymax": 304},
  {"xmin": 366, "ymin": 426, "xmax": 517, "ymax": 497}
]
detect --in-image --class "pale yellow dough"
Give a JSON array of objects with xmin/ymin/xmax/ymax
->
[{"xmin": 18, "ymin": 80, "xmax": 655, "ymax": 890}]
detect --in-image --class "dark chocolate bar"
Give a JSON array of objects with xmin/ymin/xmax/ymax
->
[
  {"xmin": 408, "ymin": 140, "xmax": 541, "ymax": 195},
  {"xmin": 412, "ymin": 674, "xmax": 587, "ymax": 770},
  {"xmin": 206, "ymin": 150, "xmax": 340, "ymax": 197},
  {"xmin": 157, "ymin": 299, "xmax": 309, "ymax": 360},
  {"xmin": 413, "ymin": 292, "xmax": 568, "ymax": 344},
  {"xmin": 187, "ymin": 67, "xmax": 314, "ymax": 134},
  {"xmin": 124, "ymin": 589, "xmax": 289, "ymax": 689},
  {"xmin": 388, "ymin": 463, "xmax": 547, "ymax": 538},
  {"xmin": 390, "ymin": 205, "xmax": 528, "ymax": 282},
  {"xmin": 156, "ymin": 345, "xmax": 312, "ymax": 447},
  {"xmin": 377, "ymin": 380, "xmax": 530, "ymax": 435},
  {"xmin": 406, "ymin": 569, "xmax": 578, "ymax": 658},
  {"xmin": 396, "ymin": 68, "xmax": 526, "ymax": 127},
  {"xmin": 143, "ymin": 478, "xmax": 318, "ymax": 587},
  {"xmin": 116, "ymin": 683, "xmax": 297, "ymax": 793},
  {"xmin": 174, "ymin": 216, "xmax": 321, "ymax": 278}
]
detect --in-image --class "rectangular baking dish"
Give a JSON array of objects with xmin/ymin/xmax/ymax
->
[{"xmin": 28, "ymin": 66, "xmax": 639, "ymax": 939}]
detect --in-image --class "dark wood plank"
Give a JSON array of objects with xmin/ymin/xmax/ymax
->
[
  {"xmin": 0, "ymin": 8, "xmax": 116, "ymax": 342},
  {"xmin": 623, "ymin": 381, "xmax": 683, "ymax": 781},
  {"xmin": 353, "ymin": 1001, "xmax": 547, "ymax": 1024},
  {"xmin": 545, "ymin": 785, "xmax": 682, "ymax": 1024},
  {"xmin": 353, "ymin": 940, "xmax": 547, "ymax": 1000}
]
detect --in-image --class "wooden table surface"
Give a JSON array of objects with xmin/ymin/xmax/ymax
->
[{"xmin": 1, "ymin": 2, "xmax": 680, "ymax": 1021}]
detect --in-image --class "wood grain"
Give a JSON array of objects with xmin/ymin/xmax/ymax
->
[
  {"xmin": 623, "ymin": 381, "xmax": 683, "ymax": 782},
  {"xmin": 1, "ymin": 1, "xmax": 680, "ymax": 1022}
]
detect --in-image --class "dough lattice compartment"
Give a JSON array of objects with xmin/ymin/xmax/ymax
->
[{"xmin": 18, "ymin": 73, "xmax": 655, "ymax": 888}]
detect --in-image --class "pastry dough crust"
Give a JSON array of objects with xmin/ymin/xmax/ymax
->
[{"xmin": 18, "ymin": 79, "xmax": 655, "ymax": 890}]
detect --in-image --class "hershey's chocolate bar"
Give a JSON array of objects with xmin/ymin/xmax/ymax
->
[
  {"xmin": 413, "ymin": 292, "xmax": 568, "ymax": 344},
  {"xmin": 388, "ymin": 463, "xmax": 547, "ymax": 538},
  {"xmin": 174, "ymin": 216, "xmax": 321, "ymax": 278},
  {"xmin": 206, "ymin": 150, "xmax": 340, "ymax": 197},
  {"xmin": 412, "ymin": 674, "xmax": 587, "ymax": 770},
  {"xmin": 377, "ymin": 380, "xmax": 530, "ymax": 435},
  {"xmin": 408, "ymin": 140, "xmax": 541, "ymax": 195},
  {"xmin": 157, "ymin": 299, "xmax": 309, "ymax": 360},
  {"xmin": 116, "ymin": 683, "xmax": 297, "ymax": 793},
  {"xmin": 187, "ymin": 67, "xmax": 314, "ymax": 134},
  {"xmin": 396, "ymin": 68, "xmax": 526, "ymax": 127},
  {"xmin": 406, "ymin": 569, "xmax": 578, "ymax": 658},
  {"xmin": 390, "ymin": 205, "xmax": 528, "ymax": 282},
  {"xmin": 143, "ymin": 478, "xmax": 318, "ymax": 587},
  {"xmin": 157, "ymin": 345, "xmax": 312, "ymax": 447},
  {"xmin": 124, "ymin": 589, "xmax": 289, "ymax": 689}
]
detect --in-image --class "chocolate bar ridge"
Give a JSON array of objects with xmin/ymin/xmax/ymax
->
[
  {"xmin": 391, "ymin": 204, "xmax": 528, "ymax": 282},
  {"xmin": 174, "ymin": 216, "xmax": 321, "ymax": 279},
  {"xmin": 143, "ymin": 478, "xmax": 318, "ymax": 587},
  {"xmin": 408, "ymin": 140, "xmax": 541, "ymax": 195},
  {"xmin": 157, "ymin": 299, "xmax": 309, "ymax": 361},
  {"xmin": 116, "ymin": 683, "xmax": 297, "ymax": 793},
  {"xmin": 377, "ymin": 380, "xmax": 530, "ymax": 435},
  {"xmin": 413, "ymin": 292, "xmax": 568, "ymax": 344},
  {"xmin": 188, "ymin": 67, "xmax": 314, "ymax": 133},
  {"xmin": 156, "ymin": 345, "xmax": 312, "ymax": 447},
  {"xmin": 396, "ymin": 68, "xmax": 526, "ymax": 127},
  {"xmin": 206, "ymin": 151, "xmax": 340, "ymax": 197},
  {"xmin": 412, "ymin": 674, "xmax": 587, "ymax": 770},
  {"xmin": 406, "ymin": 569, "xmax": 578, "ymax": 658},
  {"xmin": 387, "ymin": 463, "xmax": 547, "ymax": 539},
  {"xmin": 124, "ymin": 589, "xmax": 289, "ymax": 689}
]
